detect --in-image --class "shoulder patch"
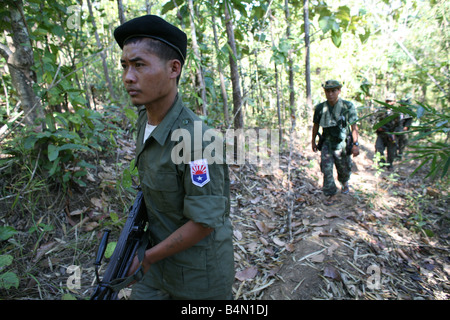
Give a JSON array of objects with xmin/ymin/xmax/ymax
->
[{"xmin": 190, "ymin": 159, "xmax": 210, "ymax": 187}]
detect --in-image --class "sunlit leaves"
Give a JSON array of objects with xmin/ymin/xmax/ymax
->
[
  {"xmin": 319, "ymin": 15, "xmax": 339, "ymax": 34},
  {"xmin": 314, "ymin": 4, "xmax": 368, "ymax": 47},
  {"xmin": 358, "ymin": 28, "xmax": 371, "ymax": 44},
  {"xmin": 331, "ymin": 29, "xmax": 342, "ymax": 47}
]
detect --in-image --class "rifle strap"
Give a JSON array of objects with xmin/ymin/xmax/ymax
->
[{"xmin": 107, "ymin": 230, "xmax": 149, "ymax": 292}]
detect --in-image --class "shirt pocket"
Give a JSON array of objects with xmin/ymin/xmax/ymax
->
[{"xmin": 142, "ymin": 171, "xmax": 182, "ymax": 213}]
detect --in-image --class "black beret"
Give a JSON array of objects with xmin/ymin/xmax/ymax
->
[{"xmin": 114, "ymin": 15, "xmax": 187, "ymax": 63}]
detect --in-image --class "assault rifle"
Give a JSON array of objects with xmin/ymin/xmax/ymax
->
[
  {"xmin": 317, "ymin": 131, "xmax": 354, "ymax": 154},
  {"xmin": 91, "ymin": 190, "xmax": 148, "ymax": 300}
]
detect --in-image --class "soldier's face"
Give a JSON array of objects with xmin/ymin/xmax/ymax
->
[
  {"xmin": 324, "ymin": 88, "xmax": 341, "ymax": 105},
  {"xmin": 121, "ymin": 41, "xmax": 177, "ymax": 107}
]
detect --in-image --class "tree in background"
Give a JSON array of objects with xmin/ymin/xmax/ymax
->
[
  {"xmin": 0, "ymin": 0, "xmax": 448, "ymax": 183},
  {"xmin": 0, "ymin": 0, "xmax": 43, "ymax": 126}
]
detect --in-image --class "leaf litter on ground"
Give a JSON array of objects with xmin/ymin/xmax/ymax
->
[{"xmin": 1, "ymin": 129, "xmax": 448, "ymax": 300}]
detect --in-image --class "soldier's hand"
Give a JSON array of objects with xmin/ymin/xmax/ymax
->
[
  {"xmin": 352, "ymin": 145, "xmax": 360, "ymax": 157},
  {"xmin": 127, "ymin": 254, "xmax": 151, "ymax": 280},
  {"xmin": 127, "ymin": 255, "xmax": 140, "ymax": 278},
  {"xmin": 312, "ymin": 141, "xmax": 318, "ymax": 152}
]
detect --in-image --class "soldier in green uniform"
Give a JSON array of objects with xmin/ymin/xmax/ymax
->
[
  {"xmin": 113, "ymin": 15, "xmax": 234, "ymax": 299},
  {"xmin": 395, "ymin": 98, "xmax": 413, "ymax": 159},
  {"xmin": 311, "ymin": 80, "xmax": 359, "ymax": 206},
  {"xmin": 375, "ymin": 93, "xmax": 399, "ymax": 170}
]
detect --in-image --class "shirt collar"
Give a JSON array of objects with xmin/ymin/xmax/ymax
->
[
  {"xmin": 137, "ymin": 93, "xmax": 183, "ymax": 150},
  {"xmin": 135, "ymin": 94, "xmax": 183, "ymax": 168},
  {"xmin": 150, "ymin": 94, "xmax": 183, "ymax": 146}
]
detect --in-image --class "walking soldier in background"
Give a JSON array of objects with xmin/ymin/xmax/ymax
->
[
  {"xmin": 311, "ymin": 80, "xmax": 359, "ymax": 206},
  {"xmin": 396, "ymin": 98, "xmax": 414, "ymax": 160},
  {"xmin": 374, "ymin": 93, "xmax": 400, "ymax": 170}
]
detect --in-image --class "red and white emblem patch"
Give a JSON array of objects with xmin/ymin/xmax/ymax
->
[{"xmin": 189, "ymin": 159, "xmax": 210, "ymax": 187}]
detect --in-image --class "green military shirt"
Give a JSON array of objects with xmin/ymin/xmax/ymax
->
[
  {"xmin": 313, "ymin": 98, "xmax": 357, "ymax": 150},
  {"xmin": 133, "ymin": 95, "xmax": 234, "ymax": 299}
]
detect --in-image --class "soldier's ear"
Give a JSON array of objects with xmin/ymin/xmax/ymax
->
[{"xmin": 168, "ymin": 59, "xmax": 182, "ymax": 80}]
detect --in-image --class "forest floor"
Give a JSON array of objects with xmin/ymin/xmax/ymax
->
[
  {"xmin": 0, "ymin": 124, "xmax": 449, "ymax": 300},
  {"xmin": 233, "ymin": 128, "xmax": 450, "ymax": 300}
]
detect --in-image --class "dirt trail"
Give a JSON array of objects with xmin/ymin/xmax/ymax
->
[
  {"xmin": 1, "ymin": 126, "xmax": 448, "ymax": 300},
  {"xmin": 231, "ymin": 130, "xmax": 449, "ymax": 300}
]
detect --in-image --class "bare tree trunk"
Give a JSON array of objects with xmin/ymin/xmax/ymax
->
[
  {"xmin": 187, "ymin": 0, "xmax": 207, "ymax": 116},
  {"xmin": 284, "ymin": 0, "xmax": 296, "ymax": 128},
  {"xmin": 224, "ymin": 1, "xmax": 243, "ymax": 129},
  {"xmin": 146, "ymin": 0, "xmax": 153, "ymax": 14},
  {"xmin": 274, "ymin": 61, "xmax": 282, "ymax": 144},
  {"xmin": 117, "ymin": 0, "xmax": 126, "ymax": 24},
  {"xmin": 304, "ymin": 0, "xmax": 312, "ymax": 121},
  {"xmin": 0, "ymin": 0, "xmax": 43, "ymax": 126},
  {"xmin": 269, "ymin": 13, "xmax": 282, "ymax": 145},
  {"xmin": 87, "ymin": 0, "xmax": 117, "ymax": 101},
  {"xmin": 253, "ymin": 49, "xmax": 264, "ymax": 120},
  {"xmin": 211, "ymin": 0, "xmax": 229, "ymax": 126}
]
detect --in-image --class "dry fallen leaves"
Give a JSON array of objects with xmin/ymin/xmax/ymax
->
[
  {"xmin": 323, "ymin": 265, "xmax": 342, "ymax": 282},
  {"xmin": 33, "ymin": 242, "xmax": 57, "ymax": 262},
  {"xmin": 236, "ymin": 267, "xmax": 258, "ymax": 281}
]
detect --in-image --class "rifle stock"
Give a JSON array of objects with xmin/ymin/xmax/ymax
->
[{"xmin": 91, "ymin": 190, "xmax": 147, "ymax": 300}]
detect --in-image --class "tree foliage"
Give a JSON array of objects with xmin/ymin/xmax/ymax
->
[{"xmin": 0, "ymin": 0, "xmax": 448, "ymax": 189}]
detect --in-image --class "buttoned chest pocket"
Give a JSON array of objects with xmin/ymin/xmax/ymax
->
[{"xmin": 142, "ymin": 171, "xmax": 183, "ymax": 213}]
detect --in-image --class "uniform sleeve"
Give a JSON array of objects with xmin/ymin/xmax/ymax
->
[
  {"xmin": 313, "ymin": 104, "xmax": 322, "ymax": 124},
  {"xmin": 182, "ymin": 160, "xmax": 229, "ymax": 229},
  {"xmin": 346, "ymin": 101, "xmax": 358, "ymax": 124}
]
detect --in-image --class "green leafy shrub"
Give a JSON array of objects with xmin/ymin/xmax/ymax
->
[
  {"xmin": 0, "ymin": 226, "xmax": 19, "ymax": 290},
  {"xmin": 1, "ymin": 106, "xmax": 121, "ymax": 190}
]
